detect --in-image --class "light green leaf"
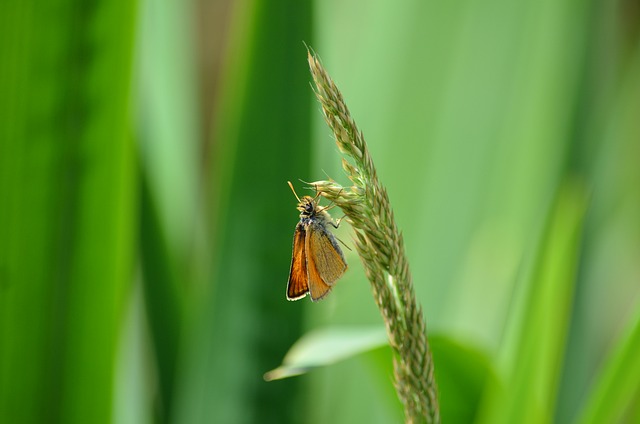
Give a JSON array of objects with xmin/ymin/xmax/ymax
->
[{"xmin": 264, "ymin": 327, "xmax": 388, "ymax": 381}]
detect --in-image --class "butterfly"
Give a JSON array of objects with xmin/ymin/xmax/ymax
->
[{"xmin": 286, "ymin": 181, "xmax": 347, "ymax": 301}]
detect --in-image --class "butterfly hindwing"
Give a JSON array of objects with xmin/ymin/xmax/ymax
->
[
  {"xmin": 308, "ymin": 220, "xmax": 347, "ymax": 285},
  {"xmin": 306, "ymin": 221, "xmax": 347, "ymax": 301}
]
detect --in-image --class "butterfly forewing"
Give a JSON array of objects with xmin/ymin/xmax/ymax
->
[{"xmin": 287, "ymin": 224, "xmax": 309, "ymax": 300}]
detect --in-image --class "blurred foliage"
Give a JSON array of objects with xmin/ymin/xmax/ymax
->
[
  {"xmin": 1, "ymin": 0, "xmax": 639, "ymax": 423},
  {"xmin": 0, "ymin": 1, "xmax": 137, "ymax": 423}
]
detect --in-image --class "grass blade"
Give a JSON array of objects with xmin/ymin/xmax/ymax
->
[
  {"xmin": 477, "ymin": 179, "xmax": 588, "ymax": 424},
  {"xmin": 577, "ymin": 307, "xmax": 640, "ymax": 424},
  {"xmin": 0, "ymin": 2, "xmax": 138, "ymax": 423}
]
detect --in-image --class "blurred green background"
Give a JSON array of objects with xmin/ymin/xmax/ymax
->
[{"xmin": 1, "ymin": 0, "xmax": 639, "ymax": 423}]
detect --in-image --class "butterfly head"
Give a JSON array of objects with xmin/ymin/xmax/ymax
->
[{"xmin": 297, "ymin": 196, "xmax": 318, "ymax": 218}]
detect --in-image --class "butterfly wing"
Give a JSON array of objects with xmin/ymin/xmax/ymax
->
[
  {"xmin": 306, "ymin": 221, "xmax": 347, "ymax": 301},
  {"xmin": 287, "ymin": 223, "xmax": 309, "ymax": 300}
]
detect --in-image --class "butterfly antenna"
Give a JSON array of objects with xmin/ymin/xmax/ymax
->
[{"xmin": 288, "ymin": 181, "xmax": 301, "ymax": 202}]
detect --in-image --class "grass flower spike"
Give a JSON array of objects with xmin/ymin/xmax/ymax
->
[{"xmin": 307, "ymin": 50, "xmax": 440, "ymax": 424}]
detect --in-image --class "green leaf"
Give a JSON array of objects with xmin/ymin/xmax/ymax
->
[
  {"xmin": 138, "ymin": 167, "xmax": 184, "ymax": 421},
  {"xmin": 264, "ymin": 326, "xmax": 388, "ymax": 381},
  {"xmin": 170, "ymin": 1, "xmax": 315, "ymax": 423},
  {"xmin": 0, "ymin": 1, "xmax": 138, "ymax": 423},
  {"xmin": 476, "ymin": 179, "xmax": 589, "ymax": 424},
  {"xmin": 430, "ymin": 335, "xmax": 497, "ymax": 424},
  {"xmin": 266, "ymin": 328, "xmax": 497, "ymax": 424},
  {"xmin": 577, "ymin": 307, "xmax": 640, "ymax": 424}
]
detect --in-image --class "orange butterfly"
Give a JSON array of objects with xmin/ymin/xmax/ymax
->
[{"xmin": 286, "ymin": 181, "xmax": 347, "ymax": 301}]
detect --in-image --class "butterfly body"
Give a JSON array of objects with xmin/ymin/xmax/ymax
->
[{"xmin": 287, "ymin": 185, "xmax": 347, "ymax": 301}]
